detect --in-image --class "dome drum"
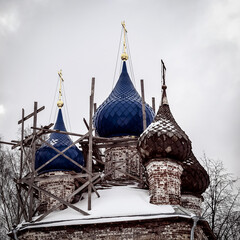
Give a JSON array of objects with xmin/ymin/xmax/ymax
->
[{"xmin": 146, "ymin": 159, "xmax": 183, "ymax": 205}]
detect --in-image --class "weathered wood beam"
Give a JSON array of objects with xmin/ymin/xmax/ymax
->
[
  {"xmin": 22, "ymin": 173, "xmax": 91, "ymax": 182},
  {"xmin": 152, "ymin": 97, "xmax": 156, "ymax": 114},
  {"xmin": 83, "ymin": 118, "xmax": 89, "ymax": 130},
  {"xmin": 88, "ymin": 77, "xmax": 95, "ymax": 211},
  {"xmin": 32, "ymin": 127, "xmax": 87, "ymax": 138},
  {"xmin": 16, "ymin": 184, "xmax": 28, "ymax": 221},
  {"xmin": 141, "ymin": 79, "xmax": 147, "ymax": 131},
  {"xmin": 18, "ymin": 106, "xmax": 45, "ymax": 124},
  {"xmin": 34, "ymin": 173, "xmax": 101, "ymax": 222},
  {"xmin": 0, "ymin": 141, "xmax": 16, "ymax": 146},
  {"xmin": 29, "ymin": 101, "xmax": 38, "ymax": 221},
  {"xmin": 36, "ymin": 134, "xmax": 92, "ymax": 175},
  {"xmin": 92, "ymin": 162, "xmax": 126, "ymax": 186},
  {"xmin": 12, "ymin": 123, "xmax": 53, "ymax": 149},
  {"xmin": 17, "ymin": 180, "xmax": 33, "ymax": 221},
  {"xmin": 93, "ymin": 157, "xmax": 105, "ymax": 165},
  {"xmin": 17, "ymin": 108, "xmax": 25, "ymax": 223},
  {"xmin": 92, "ymin": 136, "xmax": 138, "ymax": 143},
  {"xmin": 29, "ymin": 183, "xmax": 89, "ymax": 216},
  {"xmin": 95, "ymin": 141, "xmax": 138, "ymax": 149},
  {"xmin": 94, "ymin": 103, "xmax": 97, "ymax": 113},
  {"xmin": 116, "ymin": 168, "xmax": 144, "ymax": 183}
]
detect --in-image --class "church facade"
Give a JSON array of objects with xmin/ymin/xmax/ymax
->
[{"xmin": 13, "ymin": 23, "xmax": 215, "ymax": 240}]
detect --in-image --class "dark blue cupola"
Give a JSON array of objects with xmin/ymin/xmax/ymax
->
[
  {"xmin": 93, "ymin": 61, "xmax": 155, "ymax": 137},
  {"xmin": 35, "ymin": 108, "xmax": 84, "ymax": 174}
]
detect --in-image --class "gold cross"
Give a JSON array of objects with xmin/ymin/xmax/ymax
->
[
  {"xmin": 121, "ymin": 21, "xmax": 127, "ymax": 33},
  {"xmin": 57, "ymin": 69, "xmax": 64, "ymax": 108},
  {"xmin": 121, "ymin": 21, "xmax": 128, "ymax": 61}
]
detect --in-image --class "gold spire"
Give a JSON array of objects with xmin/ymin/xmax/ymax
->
[
  {"xmin": 121, "ymin": 21, "xmax": 128, "ymax": 61},
  {"xmin": 57, "ymin": 69, "xmax": 64, "ymax": 109}
]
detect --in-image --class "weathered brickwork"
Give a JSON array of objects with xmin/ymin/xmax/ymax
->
[
  {"xmin": 181, "ymin": 194, "xmax": 203, "ymax": 216},
  {"xmin": 105, "ymin": 145, "xmax": 142, "ymax": 180},
  {"xmin": 146, "ymin": 159, "xmax": 183, "ymax": 205},
  {"xmin": 38, "ymin": 171, "xmax": 76, "ymax": 212},
  {"xmin": 18, "ymin": 218, "xmax": 212, "ymax": 240}
]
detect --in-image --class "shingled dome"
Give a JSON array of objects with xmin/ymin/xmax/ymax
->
[
  {"xmin": 35, "ymin": 109, "xmax": 84, "ymax": 174},
  {"xmin": 137, "ymin": 84, "xmax": 209, "ymax": 194},
  {"xmin": 137, "ymin": 85, "xmax": 191, "ymax": 163},
  {"xmin": 181, "ymin": 151, "xmax": 210, "ymax": 195},
  {"xmin": 93, "ymin": 61, "xmax": 155, "ymax": 137}
]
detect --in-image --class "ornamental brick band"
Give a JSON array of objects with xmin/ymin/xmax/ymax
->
[
  {"xmin": 104, "ymin": 146, "xmax": 142, "ymax": 180},
  {"xmin": 146, "ymin": 159, "xmax": 183, "ymax": 205},
  {"xmin": 38, "ymin": 171, "xmax": 76, "ymax": 213}
]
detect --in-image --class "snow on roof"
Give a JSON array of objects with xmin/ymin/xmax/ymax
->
[{"xmin": 19, "ymin": 184, "xmax": 195, "ymax": 230}]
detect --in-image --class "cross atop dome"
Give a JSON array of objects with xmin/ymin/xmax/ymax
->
[
  {"xmin": 57, "ymin": 69, "xmax": 64, "ymax": 109},
  {"xmin": 161, "ymin": 59, "xmax": 168, "ymax": 105},
  {"xmin": 121, "ymin": 21, "xmax": 128, "ymax": 61}
]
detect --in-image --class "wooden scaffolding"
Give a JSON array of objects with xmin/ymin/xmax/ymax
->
[{"xmin": 0, "ymin": 77, "xmax": 153, "ymax": 225}]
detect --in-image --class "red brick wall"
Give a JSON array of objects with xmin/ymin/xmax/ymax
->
[
  {"xmin": 18, "ymin": 218, "xmax": 212, "ymax": 240},
  {"xmin": 146, "ymin": 159, "xmax": 183, "ymax": 205},
  {"xmin": 181, "ymin": 194, "xmax": 202, "ymax": 216},
  {"xmin": 105, "ymin": 146, "xmax": 142, "ymax": 180},
  {"xmin": 38, "ymin": 171, "xmax": 76, "ymax": 212}
]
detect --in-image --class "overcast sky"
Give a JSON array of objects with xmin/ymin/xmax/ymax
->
[{"xmin": 0, "ymin": 0, "xmax": 239, "ymax": 178}]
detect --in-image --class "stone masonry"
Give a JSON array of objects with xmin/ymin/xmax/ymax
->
[{"xmin": 146, "ymin": 159, "xmax": 183, "ymax": 205}]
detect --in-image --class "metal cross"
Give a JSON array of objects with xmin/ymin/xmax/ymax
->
[
  {"xmin": 121, "ymin": 21, "xmax": 127, "ymax": 33},
  {"xmin": 161, "ymin": 59, "xmax": 166, "ymax": 85},
  {"xmin": 57, "ymin": 69, "xmax": 64, "ymax": 102}
]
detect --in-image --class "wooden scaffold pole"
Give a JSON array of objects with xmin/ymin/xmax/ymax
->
[
  {"xmin": 140, "ymin": 79, "xmax": 147, "ymax": 131},
  {"xmin": 88, "ymin": 77, "xmax": 95, "ymax": 210},
  {"xmin": 28, "ymin": 101, "xmax": 38, "ymax": 221},
  {"xmin": 152, "ymin": 97, "xmax": 155, "ymax": 114},
  {"xmin": 17, "ymin": 108, "xmax": 25, "ymax": 222}
]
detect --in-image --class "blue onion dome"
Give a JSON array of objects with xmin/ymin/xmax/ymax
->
[
  {"xmin": 93, "ymin": 61, "xmax": 155, "ymax": 137},
  {"xmin": 137, "ymin": 84, "xmax": 191, "ymax": 163},
  {"xmin": 181, "ymin": 151, "xmax": 210, "ymax": 195},
  {"xmin": 35, "ymin": 109, "xmax": 84, "ymax": 174}
]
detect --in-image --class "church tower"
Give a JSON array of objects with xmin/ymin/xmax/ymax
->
[
  {"xmin": 93, "ymin": 22, "xmax": 154, "ymax": 181},
  {"xmin": 35, "ymin": 70, "xmax": 85, "ymax": 212},
  {"xmin": 11, "ymin": 23, "xmax": 215, "ymax": 240},
  {"xmin": 137, "ymin": 61, "xmax": 209, "ymax": 214}
]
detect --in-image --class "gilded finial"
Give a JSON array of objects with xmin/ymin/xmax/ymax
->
[
  {"xmin": 57, "ymin": 69, "xmax": 64, "ymax": 109},
  {"xmin": 121, "ymin": 21, "xmax": 128, "ymax": 61}
]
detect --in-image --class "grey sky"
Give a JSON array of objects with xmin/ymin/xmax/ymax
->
[{"xmin": 0, "ymin": 0, "xmax": 240, "ymax": 178}]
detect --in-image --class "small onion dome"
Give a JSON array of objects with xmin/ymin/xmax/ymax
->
[
  {"xmin": 93, "ymin": 61, "xmax": 155, "ymax": 137},
  {"xmin": 181, "ymin": 152, "xmax": 210, "ymax": 195},
  {"xmin": 137, "ymin": 85, "xmax": 191, "ymax": 163},
  {"xmin": 35, "ymin": 109, "xmax": 84, "ymax": 174}
]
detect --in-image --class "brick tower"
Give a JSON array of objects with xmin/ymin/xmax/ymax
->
[{"xmin": 138, "ymin": 61, "xmax": 209, "ymax": 212}]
